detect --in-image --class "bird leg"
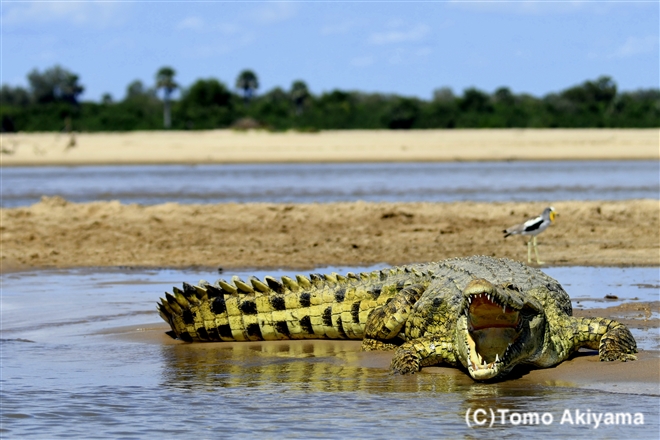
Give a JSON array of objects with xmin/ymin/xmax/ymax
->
[{"xmin": 533, "ymin": 236, "xmax": 544, "ymax": 265}]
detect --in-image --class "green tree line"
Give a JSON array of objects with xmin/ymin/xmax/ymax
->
[{"xmin": 1, "ymin": 65, "xmax": 658, "ymax": 132}]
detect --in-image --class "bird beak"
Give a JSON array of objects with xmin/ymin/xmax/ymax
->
[{"xmin": 550, "ymin": 212, "xmax": 556, "ymax": 222}]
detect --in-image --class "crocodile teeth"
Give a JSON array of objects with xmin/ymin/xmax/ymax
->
[
  {"xmin": 503, "ymin": 305, "xmax": 506, "ymax": 313},
  {"xmin": 495, "ymin": 353, "xmax": 500, "ymax": 363}
]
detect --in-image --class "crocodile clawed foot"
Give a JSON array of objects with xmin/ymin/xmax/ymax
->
[
  {"xmin": 390, "ymin": 348, "xmax": 421, "ymax": 374},
  {"xmin": 601, "ymin": 352, "xmax": 637, "ymax": 362},
  {"xmin": 599, "ymin": 326, "xmax": 638, "ymax": 362}
]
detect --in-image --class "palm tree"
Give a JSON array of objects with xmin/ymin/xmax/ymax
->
[
  {"xmin": 290, "ymin": 80, "xmax": 310, "ymax": 115},
  {"xmin": 156, "ymin": 67, "xmax": 178, "ymax": 128},
  {"xmin": 235, "ymin": 70, "xmax": 259, "ymax": 104}
]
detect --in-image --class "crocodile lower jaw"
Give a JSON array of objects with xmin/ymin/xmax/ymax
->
[
  {"xmin": 468, "ymin": 362, "xmax": 500, "ymax": 380},
  {"xmin": 466, "ymin": 331, "xmax": 503, "ymax": 380}
]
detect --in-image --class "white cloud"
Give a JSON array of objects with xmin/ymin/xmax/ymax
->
[
  {"xmin": 369, "ymin": 24, "xmax": 430, "ymax": 45},
  {"xmin": 447, "ymin": 0, "xmax": 589, "ymax": 14},
  {"xmin": 181, "ymin": 31, "xmax": 256, "ymax": 59},
  {"xmin": 251, "ymin": 1, "xmax": 297, "ymax": 24},
  {"xmin": 609, "ymin": 35, "xmax": 659, "ymax": 58},
  {"xmin": 416, "ymin": 47, "xmax": 433, "ymax": 57},
  {"xmin": 175, "ymin": 17, "xmax": 242, "ymax": 36},
  {"xmin": 2, "ymin": 1, "xmax": 127, "ymax": 27},
  {"xmin": 320, "ymin": 21, "xmax": 355, "ymax": 36},
  {"xmin": 217, "ymin": 23, "xmax": 241, "ymax": 35},
  {"xmin": 176, "ymin": 16, "xmax": 205, "ymax": 31},
  {"xmin": 387, "ymin": 48, "xmax": 405, "ymax": 65},
  {"xmin": 351, "ymin": 55, "xmax": 375, "ymax": 67}
]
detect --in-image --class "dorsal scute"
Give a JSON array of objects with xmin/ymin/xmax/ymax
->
[
  {"xmin": 159, "ymin": 296, "xmax": 176, "ymax": 316},
  {"xmin": 230, "ymin": 276, "xmax": 254, "ymax": 294},
  {"xmin": 164, "ymin": 293, "xmax": 183, "ymax": 314},
  {"xmin": 216, "ymin": 279, "xmax": 238, "ymax": 295},
  {"xmin": 170, "ymin": 289, "xmax": 191, "ymax": 309},
  {"xmin": 296, "ymin": 274, "xmax": 312, "ymax": 289},
  {"xmin": 249, "ymin": 276, "xmax": 270, "ymax": 293},
  {"xmin": 281, "ymin": 275, "xmax": 300, "ymax": 292},
  {"xmin": 264, "ymin": 276, "xmax": 284, "ymax": 293},
  {"xmin": 205, "ymin": 284, "xmax": 224, "ymax": 298},
  {"xmin": 310, "ymin": 273, "xmax": 325, "ymax": 286},
  {"xmin": 193, "ymin": 284, "xmax": 209, "ymax": 301},
  {"xmin": 323, "ymin": 273, "xmax": 338, "ymax": 284},
  {"xmin": 181, "ymin": 282, "xmax": 200, "ymax": 302}
]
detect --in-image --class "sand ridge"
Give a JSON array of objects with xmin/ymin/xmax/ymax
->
[{"xmin": 2, "ymin": 198, "xmax": 658, "ymax": 271}]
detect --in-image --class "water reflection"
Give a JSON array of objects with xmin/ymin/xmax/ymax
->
[
  {"xmin": 158, "ymin": 338, "xmax": 562, "ymax": 399},
  {"xmin": 155, "ymin": 338, "xmax": 656, "ymax": 437},
  {"xmin": 160, "ymin": 340, "xmax": 412, "ymax": 393}
]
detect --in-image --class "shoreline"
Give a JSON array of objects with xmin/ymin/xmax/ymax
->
[{"xmin": 1, "ymin": 128, "xmax": 658, "ymax": 166}]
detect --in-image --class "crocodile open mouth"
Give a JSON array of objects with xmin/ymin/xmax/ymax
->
[{"xmin": 463, "ymin": 292, "xmax": 524, "ymax": 380}]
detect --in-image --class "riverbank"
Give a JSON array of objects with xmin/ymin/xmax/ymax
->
[
  {"xmin": 1, "ymin": 198, "xmax": 657, "ymax": 272},
  {"xmin": 1, "ymin": 129, "xmax": 658, "ymax": 165}
]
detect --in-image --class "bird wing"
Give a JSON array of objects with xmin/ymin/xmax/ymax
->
[
  {"xmin": 521, "ymin": 216, "xmax": 544, "ymax": 233},
  {"xmin": 503, "ymin": 215, "xmax": 543, "ymax": 237}
]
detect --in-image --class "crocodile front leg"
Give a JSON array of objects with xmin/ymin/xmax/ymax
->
[
  {"xmin": 361, "ymin": 284, "xmax": 426, "ymax": 351},
  {"xmin": 573, "ymin": 317, "xmax": 637, "ymax": 361},
  {"xmin": 390, "ymin": 337, "xmax": 457, "ymax": 374}
]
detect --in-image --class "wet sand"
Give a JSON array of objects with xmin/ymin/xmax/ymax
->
[{"xmin": 1, "ymin": 128, "xmax": 658, "ymax": 165}]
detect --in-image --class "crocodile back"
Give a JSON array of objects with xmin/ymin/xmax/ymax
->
[
  {"xmin": 158, "ymin": 256, "xmax": 572, "ymax": 343},
  {"xmin": 158, "ymin": 264, "xmax": 437, "ymax": 342}
]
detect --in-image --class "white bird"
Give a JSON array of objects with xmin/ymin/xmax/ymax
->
[{"xmin": 503, "ymin": 207, "xmax": 556, "ymax": 265}]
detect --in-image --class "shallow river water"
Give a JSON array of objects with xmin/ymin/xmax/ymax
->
[
  {"xmin": 2, "ymin": 160, "xmax": 658, "ymax": 207},
  {"xmin": 1, "ymin": 266, "xmax": 658, "ymax": 438}
]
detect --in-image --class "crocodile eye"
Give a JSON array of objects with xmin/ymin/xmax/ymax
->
[{"xmin": 503, "ymin": 283, "xmax": 521, "ymax": 293}]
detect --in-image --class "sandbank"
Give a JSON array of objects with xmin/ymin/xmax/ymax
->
[
  {"xmin": 1, "ymin": 128, "xmax": 658, "ymax": 165},
  {"xmin": 2, "ymin": 198, "xmax": 658, "ymax": 272}
]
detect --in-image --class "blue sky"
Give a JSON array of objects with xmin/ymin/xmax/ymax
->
[{"xmin": 2, "ymin": 1, "xmax": 658, "ymax": 102}]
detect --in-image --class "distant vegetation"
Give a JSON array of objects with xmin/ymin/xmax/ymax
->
[{"xmin": 1, "ymin": 65, "xmax": 658, "ymax": 132}]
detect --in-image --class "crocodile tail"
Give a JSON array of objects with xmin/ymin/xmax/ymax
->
[
  {"xmin": 158, "ymin": 266, "xmax": 431, "ymax": 343},
  {"xmin": 571, "ymin": 317, "xmax": 638, "ymax": 361}
]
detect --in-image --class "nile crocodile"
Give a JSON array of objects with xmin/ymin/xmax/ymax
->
[{"xmin": 158, "ymin": 256, "xmax": 637, "ymax": 381}]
